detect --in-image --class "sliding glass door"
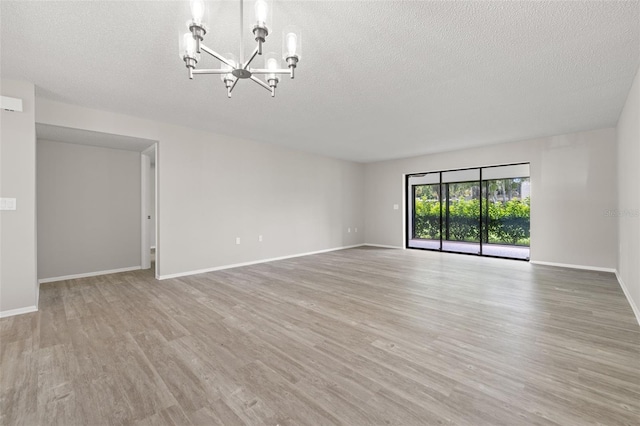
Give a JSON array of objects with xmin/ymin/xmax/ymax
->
[
  {"xmin": 442, "ymin": 180, "xmax": 481, "ymax": 254},
  {"xmin": 407, "ymin": 163, "xmax": 530, "ymax": 260},
  {"xmin": 408, "ymin": 173, "xmax": 441, "ymax": 250},
  {"xmin": 481, "ymin": 177, "xmax": 530, "ymax": 259}
]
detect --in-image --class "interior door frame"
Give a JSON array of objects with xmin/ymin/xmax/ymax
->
[{"xmin": 141, "ymin": 144, "xmax": 158, "ymax": 276}]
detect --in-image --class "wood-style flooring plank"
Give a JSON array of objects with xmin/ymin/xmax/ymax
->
[{"xmin": 1, "ymin": 247, "xmax": 639, "ymax": 425}]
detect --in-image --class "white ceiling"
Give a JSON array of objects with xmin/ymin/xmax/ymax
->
[
  {"xmin": 2, "ymin": 1, "xmax": 639, "ymax": 163},
  {"xmin": 37, "ymin": 123, "xmax": 157, "ymax": 153}
]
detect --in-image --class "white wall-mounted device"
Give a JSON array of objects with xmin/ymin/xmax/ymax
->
[
  {"xmin": 1, "ymin": 96, "xmax": 23, "ymax": 112},
  {"xmin": 0, "ymin": 198, "xmax": 17, "ymax": 211}
]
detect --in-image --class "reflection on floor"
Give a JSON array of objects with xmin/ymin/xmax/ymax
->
[
  {"xmin": 482, "ymin": 243, "xmax": 529, "ymax": 259},
  {"xmin": 408, "ymin": 239, "xmax": 529, "ymax": 260},
  {"xmin": 409, "ymin": 239, "xmax": 440, "ymax": 250},
  {"xmin": 442, "ymin": 241, "xmax": 480, "ymax": 255}
]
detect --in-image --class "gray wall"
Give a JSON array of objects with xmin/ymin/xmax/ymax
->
[
  {"xmin": 617, "ymin": 66, "xmax": 640, "ymax": 322},
  {"xmin": 0, "ymin": 79, "xmax": 38, "ymax": 315},
  {"xmin": 37, "ymin": 140, "xmax": 141, "ymax": 280},
  {"xmin": 34, "ymin": 99, "xmax": 365, "ymax": 279},
  {"xmin": 364, "ymin": 127, "xmax": 618, "ymax": 270}
]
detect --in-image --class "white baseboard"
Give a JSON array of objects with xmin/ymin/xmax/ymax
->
[
  {"xmin": 615, "ymin": 270, "xmax": 640, "ymax": 326},
  {"xmin": 158, "ymin": 244, "xmax": 366, "ymax": 280},
  {"xmin": 362, "ymin": 244, "xmax": 404, "ymax": 249},
  {"xmin": 529, "ymin": 260, "xmax": 616, "ymax": 273},
  {"xmin": 0, "ymin": 305, "xmax": 38, "ymax": 318},
  {"xmin": 38, "ymin": 266, "xmax": 142, "ymax": 284}
]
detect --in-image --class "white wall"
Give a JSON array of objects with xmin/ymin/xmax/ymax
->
[
  {"xmin": 37, "ymin": 140, "xmax": 141, "ymax": 280},
  {"xmin": 617, "ymin": 66, "xmax": 640, "ymax": 323},
  {"xmin": 0, "ymin": 79, "xmax": 38, "ymax": 316},
  {"xmin": 364, "ymin": 128, "xmax": 618, "ymax": 270},
  {"xmin": 157, "ymin": 123, "xmax": 364, "ymax": 277},
  {"xmin": 35, "ymin": 98, "xmax": 365, "ymax": 279}
]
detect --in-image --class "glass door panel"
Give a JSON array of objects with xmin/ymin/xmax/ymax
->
[
  {"xmin": 482, "ymin": 177, "xmax": 530, "ymax": 259},
  {"xmin": 407, "ymin": 173, "xmax": 440, "ymax": 250},
  {"xmin": 409, "ymin": 183, "xmax": 441, "ymax": 250},
  {"xmin": 442, "ymin": 181, "xmax": 481, "ymax": 254}
]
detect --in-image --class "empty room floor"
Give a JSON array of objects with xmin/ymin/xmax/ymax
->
[{"xmin": 1, "ymin": 247, "xmax": 639, "ymax": 425}]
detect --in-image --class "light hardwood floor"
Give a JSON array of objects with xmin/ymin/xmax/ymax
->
[{"xmin": 1, "ymin": 247, "xmax": 639, "ymax": 425}]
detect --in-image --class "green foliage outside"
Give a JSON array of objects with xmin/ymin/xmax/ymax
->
[{"xmin": 414, "ymin": 197, "xmax": 530, "ymax": 246}]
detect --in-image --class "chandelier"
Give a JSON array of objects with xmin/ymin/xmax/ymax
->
[{"xmin": 179, "ymin": 0, "xmax": 301, "ymax": 98}]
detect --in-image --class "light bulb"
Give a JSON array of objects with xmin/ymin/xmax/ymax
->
[
  {"xmin": 255, "ymin": 0, "xmax": 268, "ymax": 26},
  {"xmin": 266, "ymin": 56, "xmax": 279, "ymax": 81},
  {"xmin": 190, "ymin": 0, "xmax": 205, "ymax": 23},
  {"xmin": 285, "ymin": 32, "xmax": 297, "ymax": 57},
  {"xmin": 282, "ymin": 27, "xmax": 301, "ymax": 63},
  {"xmin": 183, "ymin": 33, "xmax": 196, "ymax": 57}
]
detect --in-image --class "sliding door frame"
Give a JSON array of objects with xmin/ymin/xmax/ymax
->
[
  {"xmin": 405, "ymin": 162, "xmax": 530, "ymax": 261},
  {"xmin": 479, "ymin": 168, "xmax": 483, "ymax": 256}
]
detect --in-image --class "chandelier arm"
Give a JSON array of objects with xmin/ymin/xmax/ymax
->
[
  {"xmin": 243, "ymin": 46, "xmax": 260, "ymax": 70},
  {"xmin": 192, "ymin": 69, "xmax": 231, "ymax": 75},
  {"xmin": 229, "ymin": 77, "xmax": 240, "ymax": 94},
  {"xmin": 250, "ymin": 69, "xmax": 293, "ymax": 75},
  {"xmin": 249, "ymin": 75, "xmax": 273, "ymax": 92},
  {"xmin": 199, "ymin": 45, "xmax": 235, "ymax": 68}
]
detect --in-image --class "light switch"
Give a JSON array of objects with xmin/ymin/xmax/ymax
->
[
  {"xmin": 348, "ymin": 227, "xmax": 351, "ymax": 233},
  {"xmin": 0, "ymin": 198, "xmax": 16, "ymax": 210},
  {"xmin": 236, "ymin": 237, "xmax": 241, "ymax": 245}
]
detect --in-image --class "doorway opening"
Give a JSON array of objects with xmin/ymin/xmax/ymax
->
[{"xmin": 35, "ymin": 123, "xmax": 159, "ymax": 284}]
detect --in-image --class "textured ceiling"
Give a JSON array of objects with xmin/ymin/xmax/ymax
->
[{"xmin": 2, "ymin": 1, "xmax": 639, "ymax": 162}]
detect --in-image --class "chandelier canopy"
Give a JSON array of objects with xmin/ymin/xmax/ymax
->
[{"xmin": 179, "ymin": 0, "xmax": 301, "ymax": 98}]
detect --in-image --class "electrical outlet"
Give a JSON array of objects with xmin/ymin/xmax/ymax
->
[
  {"xmin": 259, "ymin": 235, "xmax": 263, "ymax": 242},
  {"xmin": 355, "ymin": 227, "xmax": 358, "ymax": 233},
  {"xmin": 0, "ymin": 198, "xmax": 16, "ymax": 211},
  {"xmin": 236, "ymin": 237, "xmax": 241, "ymax": 245},
  {"xmin": 393, "ymin": 204, "xmax": 399, "ymax": 210}
]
